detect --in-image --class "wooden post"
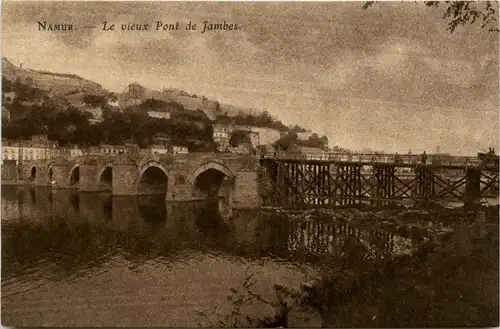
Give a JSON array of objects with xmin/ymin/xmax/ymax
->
[{"xmin": 465, "ymin": 168, "xmax": 481, "ymax": 207}]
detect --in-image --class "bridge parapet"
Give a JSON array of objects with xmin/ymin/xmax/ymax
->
[{"xmin": 263, "ymin": 152, "xmax": 481, "ymax": 167}]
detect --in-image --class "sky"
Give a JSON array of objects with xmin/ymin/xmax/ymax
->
[{"xmin": 1, "ymin": 1, "xmax": 499, "ymax": 156}]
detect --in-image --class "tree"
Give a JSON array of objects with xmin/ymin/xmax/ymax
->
[
  {"xmin": 291, "ymin": 125, "xmax": 307, "ymax": 133},
  {"xmin": 108, "ymin": 92, "xmax": 118, "ymax": 102},
  {"xmin": 363, "ymin": 1, "xmax": 499, "ymax": 33},
  {"xmin": 213, "ymin": 101, "xmax": 222, "ymax": 115},
  {"xmin": 2, "ymin": 77, "xmax": 12, "ymax": 92},
  {"xmin": 83, "ymin": 94, "xmax": 106, "ymax": 107},
  {"xmin": 229, "ymin": 130, "xmax": 251, "ymax": 147},
  {"xmin": 274, "ymin": 131, "xmax": 298, "ymax": 151}
]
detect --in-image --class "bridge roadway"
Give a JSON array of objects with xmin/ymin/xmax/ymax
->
[{"xmin": 263, "ymin": 151, "xmax": 483, "ymax": 168}]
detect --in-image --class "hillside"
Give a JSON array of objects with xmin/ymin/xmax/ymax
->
[
  {"xmin": 2, "ymin": 57, "xmax": 278, "ymax": 124},
  {"xmin": 118, "ymin": 84, "xmax": 216, "ymax": 119},
  {"xmin": 118, "ymin": 83, "xmax": 255, "ymax": 118},
  {"xmin": 1, "ymin": 57, "xmax": 104, "ymax": 96}
]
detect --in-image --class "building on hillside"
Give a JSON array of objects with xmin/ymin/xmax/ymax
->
[
  {"xmin": 149, "ymin": 144, "xmax": 169, "ymax": 155},
  {"xmin": 82, "ymin": 146, "xmax": 101, "ymax": 155},
  {"xmin": 107, "ymin": 99, "xmax": 120, "ymax": 108},
  {"xmin": 213, "ymin": 124, "xmax": 231, "ymax": 152},
  {"xmin": 58, "ymin": 145, "xmax": 84, "ymax": 159},
  {"xmin": 120, "ymin": 97, "xmax": 142, "ymax": 108},
  {"xmin": 172, "ymin": 145, "xmax": 188, "ymax": 154},
  {"xmin": 2, "ymin": 135, "xmax": 59, "ymax": 163},
  {"xmin": 296, "ymin": 132, "xmax": 314, "ymax": 141},
  {"xmin": 100, "ymin": 144, "xmax": 127, "ymax": 155},
  {"xmin": 70, "ymin": 146, "xmax": 83, "ymax": 158},
  {"xmin": 85, "ymin": 107, "xmax": 103, "ymax": 124},
  {"xmin": 234, "ymin": 126, "xmax": 281, "ymax": 145},
  {"xmin": 3, "ymin": 91, "xmax": 16, "ymax": 104},
  {"xmin": 147, "ymin": 110, "xmax": 171, "ymax": 120}
]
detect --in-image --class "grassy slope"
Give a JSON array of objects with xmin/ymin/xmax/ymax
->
[{"xmin": 323, "ymin": 212, "xmax": 499, "ymax": 327}]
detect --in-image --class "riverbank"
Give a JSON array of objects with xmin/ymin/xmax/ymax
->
[
  {"xmin": 216, "ymin": 205, "xmax": 498, "ymax": 327},
  {"xmin": 1, "ymin": 180, "xmax": 28, "ymax": 186},
  {"xmin": 319, "ymin": 205, "xmax": 499, "ymax": 327}
]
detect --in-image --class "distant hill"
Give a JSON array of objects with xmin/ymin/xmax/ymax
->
[
  {"xmin": 1, "ymin": 57, "xmax": 104, "ymax": 96},
  {"xmin": 2, "ymin": 57, "xmax": 268, "ymax": 119},
  {"xmin": 118, "ymin": 83, "xmax": 218, "ymax": 119},
  {"xmin": 218, "ymin": 102, "xmax": 255, "ymax": 117},
  {"xmin": 118, "ymin": 83, "xmax": 257, "ymax": 119}
]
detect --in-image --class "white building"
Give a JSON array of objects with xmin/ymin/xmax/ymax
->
[
  {"xmin": 213, "ymin": 124, "xmax": 230, "ymax": 151},
  {"xmin": 107, "ymin": 99, "xmax": 120, "ymax": 108},
  {"xmin": 2, "ymin": 135, "xmax": 59, "ymax": 164},
  {"xmin": 150, "ymin": 144, "xmax": 169, "ymax": 155},
  {"xmin": 70, "ymin": 146, "xmax": 83, "ymax": 158},
  {"xmin": 296, "ymin": 131, "xmax": 314, "ymax": 141},
  {"xmin": 234, "ymin": 126, "xmax": 281, "ymax": 146},
  {"xmin": 172, "ymin": 145, "xmax": 188, "ymax": 154},
  {"xmin": 147, "ymin": 110, "xmax": 171, "ymax": 120},
  {"xmin": 100, "ymin": 144, "xmax": 127, "ymax": 155},
  {"xmin": 86, "ymin": 107, "xmax": 103, "ymax": 124}
]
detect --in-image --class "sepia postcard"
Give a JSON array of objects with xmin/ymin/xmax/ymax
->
[{"xmin": 1, "ymin": 0, "xmax": 499, "ymax": 327}]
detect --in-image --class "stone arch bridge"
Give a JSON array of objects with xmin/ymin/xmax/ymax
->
[{"xmin": 23, "ymin": 153, "xmax": 261, "ymax": 208}]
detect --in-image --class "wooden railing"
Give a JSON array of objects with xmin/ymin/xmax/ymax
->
[{"xmin": 261, "ymin": 151, "xmax": 481, "ymax": 166}]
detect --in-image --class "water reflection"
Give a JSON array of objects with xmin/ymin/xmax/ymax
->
[{"xmin": 2, "ymin": 185, "xmax": 410, "ymax": 327}]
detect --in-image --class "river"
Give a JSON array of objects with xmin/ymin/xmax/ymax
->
[{"xmin": 2, "ymin": 185, "xmax": 409, "ymax": 327}]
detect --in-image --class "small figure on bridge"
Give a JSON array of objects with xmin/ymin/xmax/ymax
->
[
  {"xmin": 394, "ymin": 152, "xmax": 402, "ymax": 164},
  {"xmin": 421, "ymin": 151, "xmax": 427, "ymax": 164}
]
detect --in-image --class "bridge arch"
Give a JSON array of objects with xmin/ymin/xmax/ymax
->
[
  {"xmin": 29, "ymin": 165, "xmax": 37, "ymax": 182},
  {"xmin": 68, "ymin": 163, "xmax": 80, "ymax": 187},
  {"xmin": 189, "ymin": 161, "xmax": 235, "ymax": 199},
  {"xmin": 97, "ymin": 163, "xmax": 113, "ymax": 192},
  {"xmin": 135, "ymin": 160, "xmax": 169, "ymax": 195}
]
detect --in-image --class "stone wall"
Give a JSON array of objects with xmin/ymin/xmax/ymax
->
[
  {"xmin": 1, "ymin": 160, "xmax": 18, "ymax": 181},
  {"xmin": 112, "ymin": 163, "xmax": 139, "ymax": 195},
  {"xmin": 232, "ymin": 170, "xmax": 260, "ymax": 208},
  {"xmin": 51, "ymin": 162, "xmax": 72, "ymax": 189}
]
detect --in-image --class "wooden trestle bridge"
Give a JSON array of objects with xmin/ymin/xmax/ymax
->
[{"xmin": 259, "ymin": 152, "xmax": 499, "ymax": 208}]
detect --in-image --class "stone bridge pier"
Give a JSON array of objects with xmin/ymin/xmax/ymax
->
[
  {"xmin": 165, "ymin": 157, "xmax": 261, "ymax": 209},
  {"xmin": 50, "ymin": 160, "xmax": 75, "ymax": 189},
  {"xmin": 21, "ymin": 160, "xmax": 50, "ymax": 186}
]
